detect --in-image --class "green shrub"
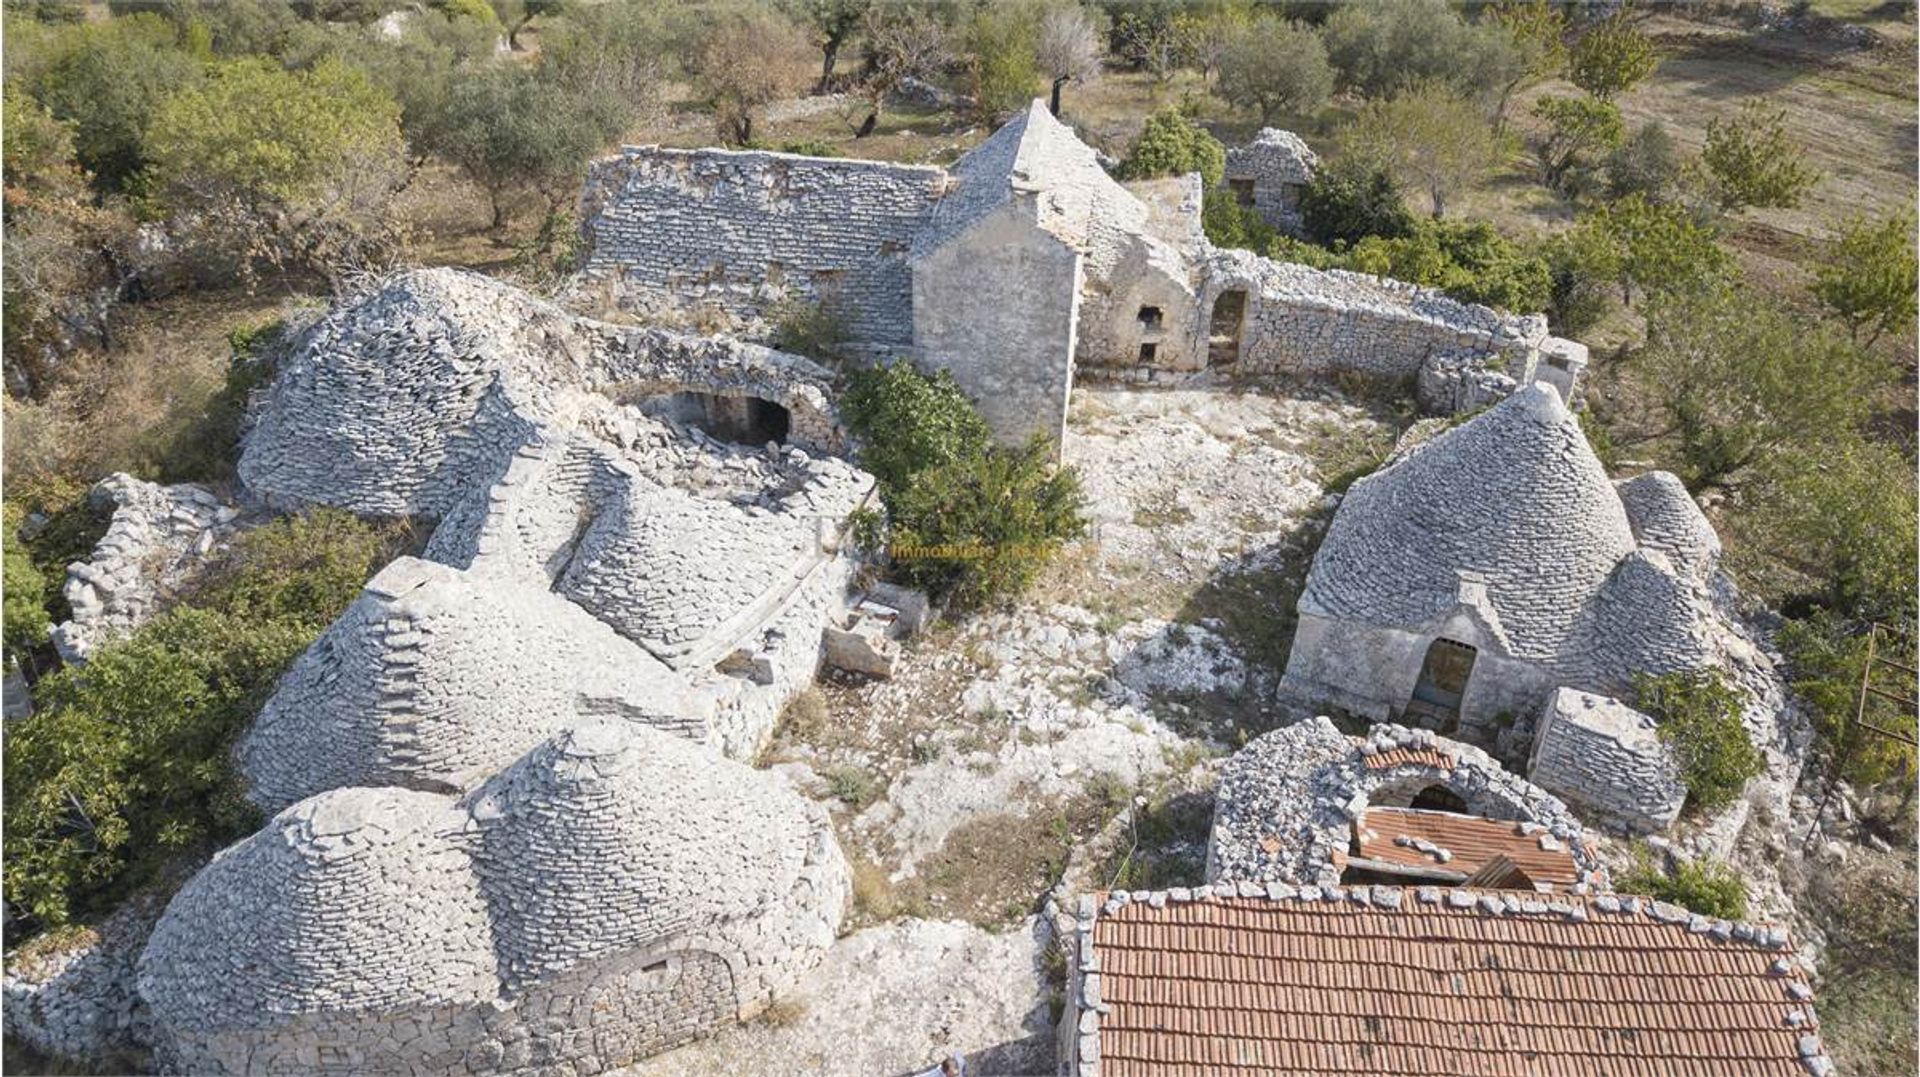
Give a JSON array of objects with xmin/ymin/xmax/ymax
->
[
  {"xmin": 1604, "ymin": 120, "xmax": 1683, "ymax": 204},
  {"xmin": 769, "ymin": 295, "xmax": 852, "ymax": 364},
  {"xmin": 153, "ymin": 320, "xmax": 283, "ymax": 484},
  {"xmin": 1346, "ymin": 219, "xmax": 1551, "ymax": 312},
  {"xmin": 842, "ymin": 363, "xmax": 1087, "ymax": 609},
  {"xmin": 3, "ymin": 503, "xmax": 52, "ymax": 656},
  {"xmin": 1813, "ymin": 213, "xmax": 1918, "ymax": 347},
  {"xmin": 1298, "ymin": 161, "xmax": 1415, "ymax": 248},
  {"xmin": 1115, "ymin": 109, "xmax": 1225, "ymax": 186},
  {"xmin": 1702, "ymin": 100, "xmax": 1821, "ymax": 213},
  {"xmin": 1617, "ymin": 853, "xmax": 1749, "ymax": 919},
  {"xmin": 2, "ymin": 509, "xmax": 396, "ymax": 930},
  {"xmin": 1635, "ymin": 670, "xmax": 1765, "ymax": 814},
  {"xmin": 1531, "ymin": 95, "xmax": 1624, "ymax": 192},
  {"xmin": 1201, "ymin": 189, "xmax": 1275, "ymax": 252},
  {"xmin": 1778, "ymin": 613, "xmax": 1917, "ymax": 786}
]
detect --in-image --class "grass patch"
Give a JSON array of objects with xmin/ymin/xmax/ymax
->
[
  {"xmin": 1098, "ymin": 789, "xmax": 1215, "ymax": 893},
  {"xmin": 822, "ymin": 765, "xmax": 884, "ymax": 811}
]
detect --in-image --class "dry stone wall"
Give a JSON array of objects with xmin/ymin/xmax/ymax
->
[
  {"xmin": 1529, "ymin": 688, "xmax": 1686, "ymax": 834},
  {"xmin": 237, "ymin": 557, "xmax": 712, "ymax": 812},
  {"xmin": 578, "ymin": 147, "xmax": 947, "ymax": 353},
  {"xmin": 1223, "ymin": 128, "xmax": 1317, "ymax": 233},
  {"xmin": 139, "ymin": 722, "xmax": 849, "ymax": 1077},
  {"xmin": 51, "ymin": 473, "xmax": 240, "ymax": 662}
]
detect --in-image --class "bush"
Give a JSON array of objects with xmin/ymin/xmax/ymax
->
[
  {"xmin": 1202, "ymin": 189, "xmax": 1276, "ymax": 252},
  {"xmin": 3, "ymin": 509, "xmax": 396, "ymax": 930},
  {"xmin": 1635, "ymin": 670, "xmax": 1765, "ymax": 814},
  {"xmin": 145, "ymin": 57, "xmax": 409, "ymax": 284},
  {"xmin": 150, "ymin": 321, "xmax": 283, "ymax": 484},
  {"xmin": 1813, "ymin": 213, "xmax": 1918, "ymax": 347},
  {"xmin": 1298, "ymin": 161, "xmax": 1415, "ymax": 248},
  {"xmin": 769, "ymin": 295, "xmax": 852, "ymax": 364},
  {"xmin": 1531, "ymin": 94, "xmax": 1625, "ymax": 192},
  {"xmin": 842, "ymin": 363, "xmax": 1087, "ymax": 608},
  {"xmin": 1617, "ymin": 854, "xmax": 1749, "ymax": 919},
  {"xmin": 963, "ymin": 2, "xmax": 1041, "ymax": 121},
  {"xmin": 1779, "ymin": 613, "xmax": 1917, "ymax": 786},
  {"xmin": 1339, "ymin": 80, "xmax": 1500, "ymax": 219},
  {"xmin": 1321, "ymin": 0, "xmax": 1527, "ymax": 101},
  {"xmin": 1346, "ymin": 218, "xmax": 1551, "ymax": 312},
  {"xmin": 1114, "ymin": 110, "xmax": 1225, "ymax": 187},
  {"xmin": 1604, "ymin": 120, "xmax": 1683, "ymax": 204},
  {"xmin": 3, "ymin": 503, "xmax": 53, "ymax": 657},
  {"xmin": 1567, "ymin": 11, "xmax": 1657, "ymax": 101},
  {"xmin": 26, "ymin": 13, "xmax": 204, "ymax": 191},
  {"xmin": 1701, "ymin": 100, "xmax": 1821, "ymax": 213}
]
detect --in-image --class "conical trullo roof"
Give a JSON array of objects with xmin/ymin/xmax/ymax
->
[
  {"xmin": 238, "ymin": 558, "xmax": 711, "ymax": 811},
  {"xmin": 136, "ymin": 788, "xmax": 497, "ymax": 1034},
  {"xmin": 1301, "ymin": 384, "xmax": 1639, "ymax": 664},
  {"xmin": 462, "ymin": 720, "xmax": 826, "ymax": 993}
]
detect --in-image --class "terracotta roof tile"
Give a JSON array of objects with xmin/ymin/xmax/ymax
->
[
  {"xmin": 1091, "ymin": 893, "xmax": 1813, "ymax": 1077},
  {"xmin": 1356, "ymin": 807, "xmax": 1582, "ymax": 888}
]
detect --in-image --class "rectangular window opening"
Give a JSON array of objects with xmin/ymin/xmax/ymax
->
[
  {"xmin": 1136, "ymin": 305, "xmax": 1164, "ymax": 330},
  {"xmin": 1138, "ymin": 342, "xmax": 1158, "ymax": 362}
]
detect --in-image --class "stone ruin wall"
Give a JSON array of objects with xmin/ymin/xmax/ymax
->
[
  {"xmin": 577, "ymin": 147, "xmax": 947, "ymax": 354},
  {"xmin": 51, "ymin": 474, "xmax": 242, "ymax": 663},
  {"xmin": 1205, "ymin": 718, "xmax": 1604, "ymax": 890},
  {"xmin": 1529, "ymin": 688, "xmax": 1687, "ymax": 835}
]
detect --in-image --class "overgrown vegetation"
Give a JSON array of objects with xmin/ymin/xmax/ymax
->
[
  {"xmin": 1617, "ymin": 852, "xmax": 1749, "ymax": 919},
  {"xmin": 842, "ymin": 363, "xmax": 1086, "ymax": 609},
  {"xmin": 3, "ymin": 509, "xmax": 403, "ymax": 930},
  {"xmin": 1634, "ymin": 670, "xmax": 1765, "ymax": 815}
]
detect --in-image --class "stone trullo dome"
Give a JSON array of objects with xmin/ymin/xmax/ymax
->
[
  {"xmin": 237, "ymin": 557, "xmax": 712, "ymax": 812},
  {"xmin": 138, "ymin": 721, "xmax": 850, "ymax": 1076}
]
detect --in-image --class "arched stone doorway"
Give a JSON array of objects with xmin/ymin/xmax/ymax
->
[
  {"xmin": 1208, "ymin": 289, "xmax": 1247, "ymax": 367},
  {"xmin": 1406, "ymin": 638, "xmax": 1476, "ymax": 730},
  {"xmin": 650, "ymin": 392, "xmax": 792, "ymax": 446}
]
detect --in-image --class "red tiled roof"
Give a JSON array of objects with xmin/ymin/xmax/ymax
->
[
  {"xmin": 1092, "ymin": 892, "xmax": 1813, "ymax": 1077},
  {"xmin": 1361, "ymin": 745, "xmax": 1457, "ymax": 771},
  {"xmin": 1356, "ymin": 807, "xmax": 1581, "ymax": 889}
]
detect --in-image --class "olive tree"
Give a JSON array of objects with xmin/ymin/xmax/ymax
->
[
  {"xmin": 1813, "ymin": 213, "xmax": 1919, "ymax": 346},
  {"xmin": 1035, "ymin": 4, "xmax": 1101, "ymax": 118},
  {"xmin": 1341, "ymin": 82, "xmax": 1499, "ymax": 219},
  {"xmin": 1217, "ymin": 16, "xmax": 1331, "ymax": 126},
  {"xmin": 1701, "ymin": 100, "xmax": 1822, "ymax": 213}
]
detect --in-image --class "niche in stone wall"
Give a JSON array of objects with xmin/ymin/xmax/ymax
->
[{"xmin": 646, "ymin": 392, "xmax": 792, "ymax": 447}]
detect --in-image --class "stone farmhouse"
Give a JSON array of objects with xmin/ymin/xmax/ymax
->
[
  {"xmin": 1279, "ymin": 384, "xmax": 1747, "ymax": 756},
  {"xmin": 576, "ymin": 100, "xmax": 1587, "ymax": 447},
  {"xmin": 1055, "ymin": 717, "xmax": 1832, "ymax": 1077},
  {"xmin": 138, "ymin": 722, "xmax": 848, "ymax": 1075}
]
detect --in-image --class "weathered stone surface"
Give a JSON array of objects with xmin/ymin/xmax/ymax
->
[
  {"xmin": 1529, "ymin": 688, "xmax": 1686, "ymax": 834},
  {"xmin": 1223, "ymin": 128, "xmax": 1317, "ymax": 234},
  {"xmin": 49, "ymin": 473, "xmax": 241, "ymax": 662},
  {"xmin": 1206, "ymin": 717, "xmax": 1605, "ymax": 890},
  {"xmin": 139, "ymin": 722, "xmax": 850, "ymax": 1077}
]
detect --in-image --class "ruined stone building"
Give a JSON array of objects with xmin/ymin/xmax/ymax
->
[
  {"xmin": 1205, "ymin": 719, "xmax": 1606, "ymax": 893},
  {"xmin": 576, "ymin": 100, "xmax": 1587, "ymax": 446},
  {"xmin": 1054, "ymin": 716, "xmax": 1831, "ymax": 1077},
  {"xmin": 138, "ymin": 722, "xmax": 849, "ymax": 1075},
  {"xmin": 1278, "ymin": 384, "xmax": 1743, "ymax": 763},
  {"xmin": 1221, "ymin": 127, "xmax": 1317, "ymax": 234},
  {"xmin": 238, "ymin": 268, "xmax": 876, "ymax": 768}
]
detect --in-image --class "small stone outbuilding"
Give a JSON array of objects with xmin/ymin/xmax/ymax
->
[
  {"xmin": 1222, "ymin": 127, "xmax": 1317, "ymax": 234},
  {"xmin": 1279, "ymin": 384, "xmax": 1729, "ymax": 748},
  {"xmin": 1530, "ymin": 687, "xmax": 1687, "ymax": 833}
]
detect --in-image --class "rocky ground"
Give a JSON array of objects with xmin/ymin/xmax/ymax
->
[{"xmin": 722, "ymin": 383, "xmax": 1400, "ymax": 1074}]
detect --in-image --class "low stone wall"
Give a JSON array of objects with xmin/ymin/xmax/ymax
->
[{"xmin": 50, "ymin": 474, "xmax": 239, "ymax": 662}]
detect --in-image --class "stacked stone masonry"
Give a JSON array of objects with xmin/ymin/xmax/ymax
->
[
  {"xmin": 1222, "ymin": 127, "xmax": 1317, "ymax": 234},
  {"xmin": 138, "ymin": 722, "xmax": 850, "ymax": 1076},
  {"xmin": 1530, "ymin": 688, "xmax": 1687, "ymax": 834},
  {"xmin": 1205, "ymin": 717, "xmax": 1607, "ymax": 891},
  {"xmin": 573, "ymin": 101, "xmax": 1588, "ymax": 447},
  {"xmin": 50, "ymin": 473, "xmax": 241, "ymax": 662},
  {"xmin": 1280, "ymin": 384, "xmax": 1736, "ymax": 751}
]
